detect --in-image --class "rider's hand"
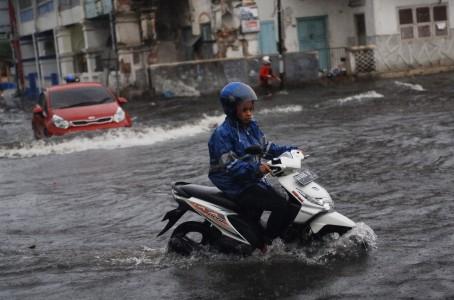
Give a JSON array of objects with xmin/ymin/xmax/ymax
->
[{"xmin": 259, "ymin": 163, "xmax": 271, "ymax": 175}]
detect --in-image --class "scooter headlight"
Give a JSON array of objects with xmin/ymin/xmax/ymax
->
[
  {"xmin": 52, "ymin": 114, "xmax": 69, "ymax": 129},
  {"xmin": 304, "ymin": 194, "xmax": 334, "ymax": 210},
  {"xmin": 113, "ymin": 107, "xmax": 125, "ymax": 123}
]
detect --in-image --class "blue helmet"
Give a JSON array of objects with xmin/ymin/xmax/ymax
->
[{"xmin": 219, "ymin": 82, "xmax": 257, "ymax": 117}]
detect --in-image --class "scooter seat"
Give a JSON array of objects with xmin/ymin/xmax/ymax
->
[{"xmin": 173, "ymin": 183, "xmax": 239, "ymax": 211}]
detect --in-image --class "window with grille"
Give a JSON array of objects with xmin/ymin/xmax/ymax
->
[
  {"xmin": 18, "ymin": 0, "xmax": 32, "ymax": 9},
  {"xmin": 43, "ymin": 40, "xmax": 55, "ymax": 56},
  {"xmin": 19, "ymin": 0, "xmax": 33, "ymax": 22},
  {"xmin": 37, "ymin": 0, "xmax": 54, "ymax": 15},
  {"xmin": 398, "ymin": 5, "xmax": 448, "ymax": 40}
]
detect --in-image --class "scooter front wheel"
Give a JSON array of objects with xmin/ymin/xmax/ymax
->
[{"xmin": 168, "ymin": 221, "xmax": 213, "ymax": 256}]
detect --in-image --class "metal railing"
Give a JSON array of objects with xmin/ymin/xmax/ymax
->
[
  {"xmin": 304, "ymin": 47, "xmax": 348, "ymax": 74},
  {"xmin": 303, "ymin": 46, "xmax": 376, "ymax": 75},
  {"xmin": 326, "ymin": 47, "xmax": 347, "ymax": 71}
]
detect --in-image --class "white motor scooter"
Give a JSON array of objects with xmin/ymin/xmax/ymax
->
[{"xmin": 158, "ymin": 147, "xmax": 356, "ymax": 255}]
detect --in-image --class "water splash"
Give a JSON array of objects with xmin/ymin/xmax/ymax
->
[
  {"xmin": 104, "ymin": 246, "xmax": 169, "ymax": 267},
  {"xmin": 394, "ymin": 81, "xmax": 426, "ymax": 91},
  {"xmin": 336, "ymin": 91, "xmax": 384, "ymax": 105},
  {"xmin": 109, "ymin": 223, "xmax": 376, "ymax": 269},
  {"xmin": 0, "ymin": 114, "xmax": 224, "ymax": 159},
  {"xmin": 257, "ymin": 222, "xmax": 376, "ymax": 265},
  {"xmin": 258, "ymin": 105, "xmax": 302, "ymax": 115},
  {"xmin": 0, "ymin": 105, "xmax": 305, "ymax": 159}
]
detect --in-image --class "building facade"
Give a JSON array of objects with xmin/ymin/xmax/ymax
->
[
  {"xmin": 9, "ymin": 0, "xmax": 454, "ymax": 98},
  {"xmin": 0, "ymin": 0, "xmax": 14, "ymax": 91},
  {"xmin": 261, "ymin": 0, "xmax": 454, "ymax": 74},
  {"xmin": 15, "ymin": 0, "xmax": 110, "ymax": 97}
]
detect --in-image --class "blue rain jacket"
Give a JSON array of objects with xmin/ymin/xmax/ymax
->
[{"xmin": 208, "ymin": 116, "xmax": 296, "ymax": 199}]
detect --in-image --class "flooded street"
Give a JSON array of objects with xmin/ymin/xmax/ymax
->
[{"xmin": 1, "ymin": 73, "xmax": 454, "ymax": 299}]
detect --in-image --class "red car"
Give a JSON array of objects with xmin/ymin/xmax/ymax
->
[{"xmin": 32, "ymin": 82, "xmax": 132, "ymax": 139}]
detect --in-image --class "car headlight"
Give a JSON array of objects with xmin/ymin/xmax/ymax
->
[
  {"xmin": 113, "ymin": 107, "xmax": 125, "ymax": 123},
  {"xmin": 52, "ymin": 114, "xmax": 69, "ymax": 129}
]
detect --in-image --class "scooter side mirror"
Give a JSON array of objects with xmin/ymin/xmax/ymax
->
[
  {"xmin": 118, "ymin": 97, "xmax": 128, "ymax": 105},
  {"xmin": 245, "ymin": 145, "xmax": 263, "ymax": 155},
  {"xmin": 33, "ymin": 105, "xmax": 43, "ymax": 114}
]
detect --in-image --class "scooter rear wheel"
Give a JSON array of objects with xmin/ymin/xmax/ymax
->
[{"xmin": 168, "ymin": 221, "xmax": 213, "ymax": 256}]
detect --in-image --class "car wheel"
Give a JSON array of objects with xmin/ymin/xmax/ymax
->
[
  {"xmin": 43, "ymin": 128, "xmax": 52, "ymax": 138},
  {"xmin": 32, "ymin": 125, "xmax": 43, "ymax": 140}
]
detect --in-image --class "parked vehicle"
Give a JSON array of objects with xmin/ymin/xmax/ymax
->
[
  {"xmin": 158, "ymin": 147, "xmax": 356, "ymax": 256},
  {"xmin": 32, "ymin": 82, "xmax": 132, "ymax": 139}
]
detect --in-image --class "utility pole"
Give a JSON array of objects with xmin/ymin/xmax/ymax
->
[
  {"xmin": 109, "ymin": 0, "xmax": 119, "ymax": 95},
  {"xmin": 32, "ymin": 0, "xmax": 43, "ymax": 94},
  {"xmin": 277, "ymin": 0, "xmax": 285, "ymax": 89},
  {"xmin": 53, "ymin": 0, "xmax": 62, "ymax": 83},
  {"xmin": 8, "ymin": 0, "xmax": 24, "ymax": 94}
]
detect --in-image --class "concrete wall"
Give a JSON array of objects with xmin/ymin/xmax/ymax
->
[
  {"xmin": 36, "ymin": 6, "xmax": 57, "ymax": 32},
  {"xmin": 372, "ymin": 29, "xmax": 454, "ymax": 72},
  {"xmin": 20, "ymin": 40, "xmax": 35, "ymax": 60},
  {"xmin": 148, "ymin": 52, "xmax": 318, "ymax": 97},
  {"xmin": 284, "ymin": 52, "xmax": 319, "ymax": 84},
  {"xmin": 59, "ymin": 4, "xmax": 83, "ymax": 27},
  {"xmin": 40, "ymin": 59, "xmax": 57, "ymax": 87},
  {"xmin": 19, "ymin": 20, "xmax": 35, "ymax": 36},
  {"xmin": 115, "ymin": 14, "xmax": 141, "ymax": 47}
]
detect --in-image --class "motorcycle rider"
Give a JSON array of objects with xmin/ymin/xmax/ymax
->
[
  {"xmin": 259, "ymin": 56, "xmax": 281, "ymax": 96},
  {"xmin": 208, "ymin": 82, "xmax": 298, "ymax": 245}
]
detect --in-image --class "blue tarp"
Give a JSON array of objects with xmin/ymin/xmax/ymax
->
[{"xmin": 0, "ymin": 82, "xmax": 16, "ymax": 90}]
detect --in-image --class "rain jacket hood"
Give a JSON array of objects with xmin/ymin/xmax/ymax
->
[{"xmin": 208, "ymin": 116, "xmax": 296, "ymax": 199}]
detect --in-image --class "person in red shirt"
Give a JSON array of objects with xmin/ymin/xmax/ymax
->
[{"xmin": 259, "ymin": 56, "xmax": 281, "ymax": 96}]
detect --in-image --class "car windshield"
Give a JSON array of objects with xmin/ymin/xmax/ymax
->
[{"xmin": 50, "ymin": 86, "xmax": 114, "ymax": 109}]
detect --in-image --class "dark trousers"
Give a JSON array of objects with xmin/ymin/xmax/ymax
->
[
  {"xmin": 260, "ymin": 79, "xmax": 272, "ymax": 95},
  {"xmin": 237, "ymin": 184, "xmax": 289, "ymax": 240}
]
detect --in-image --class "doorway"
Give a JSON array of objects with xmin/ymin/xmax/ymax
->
[
  {"xmin": 355, "ymin": 14, "xmax": 367, "ymax": 45},
  {"xmin": 297, "ymin": 16, "xmax": 329, "ymax": 71},
  {"xmin": 259, "ymin": 21, "xmax": 278, "ymax": 54}
]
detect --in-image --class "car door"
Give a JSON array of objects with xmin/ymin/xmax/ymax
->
[{"xmin": 32, "ymin": 93, "xmax": 47, "ymax": 133}]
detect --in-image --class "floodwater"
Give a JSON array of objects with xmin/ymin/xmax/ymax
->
[{"xmin": 1, "ymin": 73, "xmax": 453, "ymax": 299}]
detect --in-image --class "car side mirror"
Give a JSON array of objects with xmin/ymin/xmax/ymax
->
[
  {"xmin": 118, "ymin": 97, "xmax": 128, "ymax": 105},
  {"xmin": 33, "ymin": 105, "xmax": 43, "ymax": 115},
  {"xmin": 245, "ymin": 145, "xmax": 263, "ymax": 155}
]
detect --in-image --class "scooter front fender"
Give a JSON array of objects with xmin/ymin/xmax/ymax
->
[{"xmin": 310, "ymin": 211, "xmax": 356, "ymax": 234}]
